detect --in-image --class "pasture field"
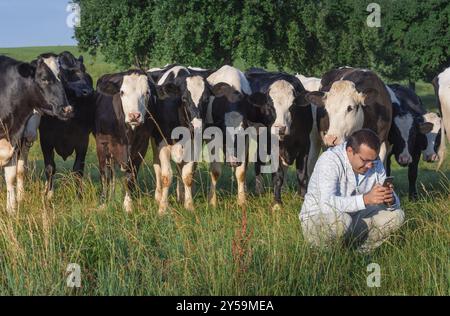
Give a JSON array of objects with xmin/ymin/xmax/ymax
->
[{"xmin": 0, "ymin": 46, "xmax": 448, "ymax": 295}]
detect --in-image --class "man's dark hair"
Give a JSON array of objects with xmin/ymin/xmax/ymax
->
[{"xmin": 345, "ymin": 129, "xmax": 381, "ymax": 153}]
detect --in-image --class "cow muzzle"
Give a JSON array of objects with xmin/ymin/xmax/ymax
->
[
  {"xmin": 323, "ymin": 134, "xmax": 338, "ymax": 147},
  {"xmin": 398, "ymin": 154, "xmax": 412, "ymax": 166},
  {"xmin": 58, "ymin": 105, "xmax": 74, "ymax": 120},
  {"xmin": 423, "ymin": 153, "xmax": 439, "ymax": 162},
  {"xmin": 127, "ymin": 112, "xmax": 143, "ymax": 129}
]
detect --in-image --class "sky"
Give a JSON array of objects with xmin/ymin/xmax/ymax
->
[{"xmin": 0, "ymin": 0, "xmax": 78, "ymax": 48}]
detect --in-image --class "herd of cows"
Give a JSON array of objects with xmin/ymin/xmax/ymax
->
[{"xmin": 0, "ymin": 51, "xmax": 449, "ymax": 215}]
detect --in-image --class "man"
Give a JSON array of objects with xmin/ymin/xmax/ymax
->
[{"xmin": 300, "ymin": 129, "xmax": 405, "ymax": 252}]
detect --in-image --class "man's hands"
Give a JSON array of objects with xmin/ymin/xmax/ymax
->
[{"xmin": 363, "ymin": 184, "xmax": 395, "ymax": 206}]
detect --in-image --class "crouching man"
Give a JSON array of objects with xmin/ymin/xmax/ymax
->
[{"xmin": 300, "ymin": 129, "xmax": 405, "ymax": 252}]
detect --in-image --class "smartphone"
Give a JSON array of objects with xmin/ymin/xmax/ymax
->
[{"xmin": 383, "ymin": 176, "xmax": 394, "ymax": 187}]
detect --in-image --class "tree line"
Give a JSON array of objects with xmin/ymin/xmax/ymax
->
[{"xmin": 74, "ymin": 0, "xmax": 450, "ymax": 84}]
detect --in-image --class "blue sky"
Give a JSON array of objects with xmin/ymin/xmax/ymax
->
[{"xmin": 0, "ymin": 0, "xmax": 78, "ymax": 48}]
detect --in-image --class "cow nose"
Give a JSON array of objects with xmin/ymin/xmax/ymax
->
[
  {"xmin": 399, "ymin": 154, "xmax": 412, "ymax": 165},
  {"xmin": 81, "ymin": 88, "xmax": 92, "ymax": 96},
  {"xmin": 128, "ymin": 112, "xmax": 141, "ymax": 122},
  {"xmin": 63, "ymin": 105, "xmax": 73, "ymax": 114},
  {"xmin": 324, "ymin": 134, "xmax": 338, "ymax": 147}
]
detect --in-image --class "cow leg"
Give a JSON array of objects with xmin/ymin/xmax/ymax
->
[
  {"xmin": 307, "ymin": 107, "xmax": 322, "ymax": 178},
  {"xmin": 158, "ymin": 145, "xmax": 172, "ymax": 215},
  {"xmin": 17, "ymin": 141, "xmax": 30, "ymax": 204},
  {"xmin": 386, "ymin": 153, "xmax": 392, "ymax": 177},
  {"xmin": 151, "ymin": 138, "xmax": 162, "ymax": 203},
  {"xmin": 379, "ymin": 141, "xmax": 389, "ymax": 165},
  {"xmin": 4, "ymin": 152, "xmax": 18, "ymax": 214},
  {"xmin": 181, "ymin": 161, "xmax": 195, "ymax": 211},
  {"xmin": 73, "ymin": 141, "xmax": 88, "ymax": 198},
  {"xmin": 296, "ymin": 152, "xmax": 308, "ymax": 197},
  {"xmin": 408, "ymin": 149, "xmax": 421, "ymax": 200},
  {"xmin": 208, "ymin": 161, "xmax": 221, "ymax": 208},
  {"xmin": 176, "ymin": 168, "xmax": 185, "ymax": 204},
  {"xmin": 123, "ymin": 167, "xmax": 136, "ymax": 213},
  {"xmin": 272, "ymin": 162, "xmax": 288, "ymax": 211},
  {"xmin": 43, "ymin": 147, "xmax": 56, "ymax": 201},
  {"xmin": 235, "ymin": 162, "xmax": 247, "ymax": 207}
]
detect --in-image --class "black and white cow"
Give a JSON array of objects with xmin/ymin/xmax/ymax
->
[
  {"xmin": 0, "ymin": 54, "xmax": 73, "ymax": 213},
  {"xmin": 385, "ymin": 84, "xmax": 433, "ymax": 199},
  {"xmin": 295, "ymin": 73, "xmax": 323, "ymax": 179},
  {"xmin": 148, "ymin": 65, "xmax": 211, "ymax": 214},
  {"xmin": 94, "ymin": 69, "xmax": 155, "ymax": 212},
  {"xmin": 432, "ymin": 67, "xmax": 450, "ymax": 169},
  {"xmin": 245, "ymin": 69, "xmax": 312, "ymax": 210},
  {"xmin": 28, "ymin": 51, "xmax": 95, "ymax": 200},
  {"xmin": 205, "ymin": 65, "xmax": 254, "ymax": 208}
]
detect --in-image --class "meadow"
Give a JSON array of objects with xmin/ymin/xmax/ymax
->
[{"xmin": 0, "ymin": 46, "xmax": 448, "ymax": 295}]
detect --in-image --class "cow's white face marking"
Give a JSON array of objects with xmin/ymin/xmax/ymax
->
[
  {"xmin": 269, "ymin": 80, "xmax": 294, "ymax": 136},
  {"xmin": 422, "ymin": 112, "xmax": 441, "ymax": 159},
  {"xmin": 120, "ymin": 73, "xmax": 150, "ymax": 128},
  {"xmin": 43, "ymin": 57, "xmax": 61, "ymax": 82},
  {"xmin": 157, "ymin": 65, "xmax": 188, "ymax": 85},
  {"xmin": 394, "ymin": 113, "xmax": 413, "ymax": 164},
  {"xmin": 186, "ymin": 76, "xmax": 204, "ymax": 107},
  {"xmin": 322, "ymin": 80, "xmax": 366, "ymax": 146}
]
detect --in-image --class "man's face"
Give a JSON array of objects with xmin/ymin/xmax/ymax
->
[{"xmin": 346, "ymin": 143, "xmax": 379, "ymax": 175}]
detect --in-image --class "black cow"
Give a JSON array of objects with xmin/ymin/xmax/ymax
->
[
  {"xmin": 94, "ymin": 69, "xmax": 155, "ymax": 212},
  {"xmin": 245, "ymin": 69, "xmax": 312, "ymax": 210},
  {"xmin": 0, "ymin": 54, "xmax": 72, "ymax": 213},
  {"xmin": 385, "ymin": 84, "xmax": 433, "ymax": 199},
  {"xmin": 147, "ymin": 64, "xmax": 211, "ymax": 214},
  {"xmin": 36, "ymin": 51, "xmax": 95, "ymax": 200}
]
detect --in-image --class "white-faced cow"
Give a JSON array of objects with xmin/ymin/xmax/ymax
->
[
  {"xmin": 94, "ymin": 70, "xmax": 155, "ymax": 212},
  {"xmin": 206, "ymin": 65, "xmax": 254, "ymax": 208},
  {"xmin": 245, "ymin": 69, "xmax": 312, "ymax": 210},
  {"xmin": 0, "ymin": 54, "xmax": 73, "ymax": 213},
  {"xmin": 148, "ymin": 64, "xmax": 211, "ymax": 214},
  {"xmin": 432, "ymin": 67, "xmax": 450, "ymax": 169},
  {"xmin": 305, "ymin": 67, "xmax": 392, "ymax": 173},
  {"xmin": 385, "ymin": 84, "xmax": 433, "ymax": 199}
]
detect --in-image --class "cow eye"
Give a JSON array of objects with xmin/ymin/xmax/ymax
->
[
  {"xmin": 347, "ymin": 105, "xmax": 353, "ymax": 112},
  {"xmin": 120, "ymin": 90, "xmax": 124, "ymax": 96}
]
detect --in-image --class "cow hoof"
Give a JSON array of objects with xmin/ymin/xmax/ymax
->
[
  {"xmin": 155, "ymin": 190, "xmax": 162, "ymax": 203},
  {"xmin": 6, "ymin": 205, "xmax": 17, "ymax": 215},
  {"xmin": 184, "ymin": 201, "xmax": 194, "ymax": 211},
  {"xmin": 123, "ymin": 196, "xmax": 133, "ymax": 213},
  {"xmin": 98, "ymin": 203, "xmax": 107, "ymax": 211},
  {"xmin": 46, "ymin": 190, "xmax": 54, "ymax": 201},
  {"xmin": 272, "ymin": 203, "xmax": 282, "ymax": 212},
  {"xmin": 208, "ymin": 195, "xmax": 217, "ymax": 208},
  {"xmin": 237, "ymin": 197, "xmax": 246, "ymax": 207}
]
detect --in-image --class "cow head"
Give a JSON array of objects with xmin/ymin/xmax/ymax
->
[
  {"xmin": 210, "ymin": 82, "xmax": 248, "ymax": 167},
  {"xmin": 23, "ymin": 54, "xmax": 73, "ymax": 120},
  {"xmin": 422, "ymin": 112, "xmax": 442, "ymax": 162},
  {"xmin": 156, "ymin": 75, "xmax": 211, "ymax": 132},
  {"xmin": 248, "ymin": 79, "xmax": 309, "ymax": 140},
  {"xmin": 58, "ymin": 51, "xmax": 94, "ymax": 99},
  {"xmin": 390, "ymin": 110, "xmax": 433, "ymax": 166},
  {"xmin": 306, "ymin": 80, "xmax": 378, "ymax": 147},
  {"xmin": 97, "ymin": 70, "xmax": 152, "ymax": 129}
]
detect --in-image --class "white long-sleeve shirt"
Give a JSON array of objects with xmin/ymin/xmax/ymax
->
[{"xmin": 300, "ymin": 142, "xmax": 400, "ymax": 220}]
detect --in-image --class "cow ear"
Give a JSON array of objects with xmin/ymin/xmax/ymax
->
[
  {"xmin": 419, "ymin": 122, "xmax": 433, "ymax": 134},
  {"xmin": 156, "ymin": 82, "xmax": 180, "ymax": 99},
  {"xmin": 97, "ymin": 80, "xmax": 121, "ymax": 96},
  {"xmin": 294, "ymin": 91, "xmax": 310, "ymax": 107},
  {"xmin": 78, "ymin": 55, "xmax": 84, "ymax": 63},
  {"xmin": 305, "ymin": 91, "xmax": 326, "ymax": 107},
  {"xmin": 248, "ymin": 92, "xmax": 267, "ymax": 107},
  {"xmin": 361, "ymin": 88, "xmax": 378, "ymax": 106},
  {"xmin": 18, "ymin": 63, "xmax": 36, "ymax": 78},
  {"xmin": 211, "ymin": 82, "xmax": 241, "ymax": 102}
]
